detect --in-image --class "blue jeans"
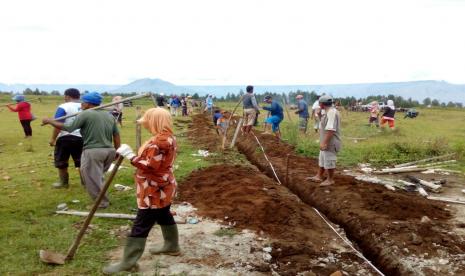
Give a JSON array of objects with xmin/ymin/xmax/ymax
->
[{"xmin": 265, "ymin": 115, "xmax": 283, "ymax": 132}]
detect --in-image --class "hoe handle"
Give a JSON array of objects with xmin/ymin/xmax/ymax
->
[{"xmin": 65, "ymin": 155, "xmax": 124, "ymax": 260}]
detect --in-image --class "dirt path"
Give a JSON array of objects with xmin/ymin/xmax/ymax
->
[{"xmin": 235, "ymin": 130, "xmax": 465, "ymax": 275}]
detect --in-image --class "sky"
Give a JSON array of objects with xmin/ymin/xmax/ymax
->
[{"xmin": 1, "ymin": 0, "xmax": 465, "ymax": 85}]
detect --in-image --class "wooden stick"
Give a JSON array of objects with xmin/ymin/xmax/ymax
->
[
  {"xmin": 135, "ymin": 106, "xmax": 142, "ymax": 153},
  {"xmin": 65, "ymin": 156, "xmax": 123, "ymax": 261},
  {"xmin": 221, "ymin": 96, "xmax": 244, "ymax": 149},
  {"xmin": 57, "ymin": 210, "xmax": 136, "ymax": 220},
  {"xmin": 55, "ymin": 210, "xmax": 187, "ymax": 223},
  {"xmin": 406, "ymin": 175, "xmax": 442, "ymax": 191},
  {"xmin": 47, "ymin": 93, "xmax": 151, "ymax": 123},
  {"xmin": 427, "ymin": 196, "xmax": 465, "ymax": 205},
  {"xmin": 281, "ymin": 97, "xmax": 293, "ymax": 123},
  {"xmin": 374, "ymin": 167, "xmax": 435, "ymax": 174},
  {"xmin": 230, "ymin": 118, "xmax": 243, "ymax": 149},
  {"xmin": 394, "ymin": 153, "xmax": 456, "ymax": 168}
]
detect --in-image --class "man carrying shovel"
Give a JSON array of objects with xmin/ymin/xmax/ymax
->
[
  {"xmin": 307, "ymin": 95, "xmax": 341, "ymax": 186},
  {"xmin": 42, "ymin": 91, "xmax": 121, "ymax": 208}
]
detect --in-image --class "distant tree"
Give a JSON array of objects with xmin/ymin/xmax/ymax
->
[
  {"xmin": 192, "ymin": 93, "xmax": 199, "ymax": 99},
  {"xmin": 51, "ymin": 90, "xmax": 60, "ymax": 95},
  {"xmin": 423, "ymin": 97, "xmax": 431, "ymax": 106},
  {"xmin": 23, "ymin": 88, "xmax": 33, "ymax": 95},
  {"xmin": 431, "ymin": 99, "xmax": 440, "ymax": 106},
  {"xmin": 446, "ymin": 101, "xmax": 456, "ymax": 108},
  {"xmin": 440, "ymin": 102, "xmax": 446, "ymax": 107},
  {"xmin": 456, "ymin": 102, "xmax": 463, "ymax": 108}
]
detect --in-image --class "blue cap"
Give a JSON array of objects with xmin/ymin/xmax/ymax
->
[
  {"xmin": 81, "ymin": 91, "xmax": 102, "ymax": 105},
  {"xmin": 12, "ymin": 95, "xmax": 25, "ymax": 102}
]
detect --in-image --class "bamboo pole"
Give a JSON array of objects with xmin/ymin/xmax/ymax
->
[
  {"xmin": 394, "ymin": 153, "xmax": 456, "ymax": 168},
  {"xmin": 55, "ymin": 210, "xmax": 187, "ymax": 223},
  {"xmin": 229, "ymin": 118, "xmax": 243, "ymax": 149},
  {"xmin": 281, "ymin": 97, "xmax": 293, "ymax": 123},
  {"xmin": 46, "ymin": 93, "xmax": 151, "ymax": 124},
  {"xmin": 221, "ymin": 96, "xmax": 244, "ymax": 149},
  {"xmin": 427, "ymin": 196, "xmax": 465, "ymax": 205},
  {"xmin": 135, "ymin": 106, "xmax": 142, "ymax": 153}
]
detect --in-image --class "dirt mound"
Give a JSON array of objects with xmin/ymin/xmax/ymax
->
[
  {"xmin": 187, "ymin": 114, "xmax": 220, "ymax": 151},
  {"xmin": 236, "ymin": 131, "xmax": 465, "ymax": 275},
  {"xmin": 178, "ymin": 165, "xmax": 372, "ymax": 275}
]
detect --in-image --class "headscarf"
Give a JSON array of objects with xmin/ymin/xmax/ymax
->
[
  {"xmin": 137, "ymin": 107, "xmax": 173, "ymax": 154},
  {"xmin": 387, "ymin": 100, "xmax": 395, "ymax": 110},
  {"xmin": 138, "ymin": 107, "xmax": 173, "ymax": 136}
]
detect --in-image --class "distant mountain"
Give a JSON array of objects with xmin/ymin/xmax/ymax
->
[
  {"xmin": 1, "ymin": 79, "xmax": 464, "ymax": 103},
  {"xmin": 183, "ymin": 80, "xmax": 465, "ymax": 103},
  {"xmin": 0, "ymin": 83, "xmax": 119, "ymax": 93},
  {"xmin": 111, "ymin": 78, "xmax": 194, "ymax": 94}
]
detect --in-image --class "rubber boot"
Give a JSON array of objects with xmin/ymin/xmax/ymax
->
[
  {"xmin": 102, "ymin": 237, "xmax": 146, "ymax": 275},
  {"xmin": 52, "ymin": 170, "xmax": 69, "ymax": 189},
  {"xmin": 149, "ymin": 224, "xmax": 181, "ymax": 255}
]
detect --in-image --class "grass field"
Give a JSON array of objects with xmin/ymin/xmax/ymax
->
[
  {"xmin": 0, "ymin": 95, "xmax": 209, "ymax": 275},
  {"xmin": 215, "ymin": 100, "xmax": 465, "ymax": 171},
  {"xmin": 0, "ymin": 94, "xmax": 463, "ymax": 274}
]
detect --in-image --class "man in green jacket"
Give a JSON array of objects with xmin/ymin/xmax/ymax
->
[{"xmin": 43, "ymin": 91, "xmax": 121, "ymax": 208}]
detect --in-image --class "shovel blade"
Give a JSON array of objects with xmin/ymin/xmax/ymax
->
[{"xmin": 39, "ymin": 250, "xmax": 66, "ymax": 265}]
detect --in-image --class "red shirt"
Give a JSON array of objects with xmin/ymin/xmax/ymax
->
[{"xmin": 8, "ymin": 102, "xmax": 32, "ymax": 120}]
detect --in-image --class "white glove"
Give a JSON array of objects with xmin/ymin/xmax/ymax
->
[{"xmin": 116, "ymin": 144, "xmax": 136, "ymax": 160}]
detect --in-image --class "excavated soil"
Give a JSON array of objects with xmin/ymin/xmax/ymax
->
[
  {"xmin": 183, "ymin": 114, "xmax": 465, "ymax": 275},
  {"xmin": 235, "ymin": 131, "xmax": 465, "ymax": 275},
  {"xmin": 178, "ymin": 164, "xmax": 373, "ymax": 275}
]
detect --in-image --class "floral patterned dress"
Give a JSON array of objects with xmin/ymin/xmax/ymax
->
[{"xmin": 130, "ymin": 131, "xmax": 177, "ymax": 209}]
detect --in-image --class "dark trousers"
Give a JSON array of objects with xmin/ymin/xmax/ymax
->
[
  {"xmin": 20, "ymin": 120, "xmax": 32, "ymax": 136},
  {"xmin": 130, "ymin": 205, "xmax": 175, "ymax": 238}
]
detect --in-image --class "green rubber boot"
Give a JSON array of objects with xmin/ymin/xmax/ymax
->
[
  {"xmin": 102, "ymin": 237, "xmax": 146, "ymax": 275},
  {"xmin": 149, "ymin": 224, "xmax": 181, "ymax": 256},
  {"xmin": 52, "ymin": 171, "xmax": 69, "ymax": 189}
]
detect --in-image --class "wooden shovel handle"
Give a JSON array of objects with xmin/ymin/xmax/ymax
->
[{"xmin": 65, "ymin": 155, "xmax": 124, "ymax": 260}]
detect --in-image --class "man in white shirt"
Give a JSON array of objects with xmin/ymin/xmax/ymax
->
[
  {"xmin": 49, "ymin": 88, "xmax": 83, "ymax": 188},
  {"xmin": 307, "ymin": 95, "xmax": 341, "ymax": 186}
]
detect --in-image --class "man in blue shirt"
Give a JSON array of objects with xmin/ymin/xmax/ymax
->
[
  {"xmin": 295, "ymin": 94, "xmax": 309, "ymax": 134},
  {"xmin": 262, "ymin": 95, "xmax": 284, "ymax": 139}
]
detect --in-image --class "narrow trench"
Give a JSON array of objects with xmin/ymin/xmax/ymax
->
[
  {"xmin": 234, "ymin": 136, "xmax": 394, "ymax": 276},
  {"xmin": 186, "ymin": 114, "xmax": 463, "ymax": 275}
]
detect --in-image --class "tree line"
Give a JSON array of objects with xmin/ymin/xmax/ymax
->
[{"xmin": 0, "ymin": 88, "xmax": 463, "ymax": 108}]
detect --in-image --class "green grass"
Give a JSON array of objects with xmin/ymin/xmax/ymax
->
[
  {"xmin": 214, "ymin": 101, "xmax": 465, "ymax": 170},
  {"xmin": 0, "ymin": 95, "xmax": 209, "ymax": 275}
]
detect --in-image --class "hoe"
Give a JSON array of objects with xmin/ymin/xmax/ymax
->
[{"xmin": 39, "ymin": 155, "xmax": 124, "ymax": 265}]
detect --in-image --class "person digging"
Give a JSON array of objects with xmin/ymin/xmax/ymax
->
[
  {"xmin": 103, "ymin": 108, "xmax": 180, "ymax": 274},
  {"xmin": 262, "ymin": 95, "xmax": 284, "ymax": 140},
  {"xmin": 307, "ymin": 95, "xmax": 341, "ymax": 186}
]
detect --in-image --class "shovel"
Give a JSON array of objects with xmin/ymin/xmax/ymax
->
[{"xmin": 39, "ymin": 155, "xmax": 124, "ymax": 265}]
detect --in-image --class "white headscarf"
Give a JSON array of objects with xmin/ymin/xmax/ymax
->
[{"xmin": 387, "ymin": 100, "xmax": 395, "ymax": 110}]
